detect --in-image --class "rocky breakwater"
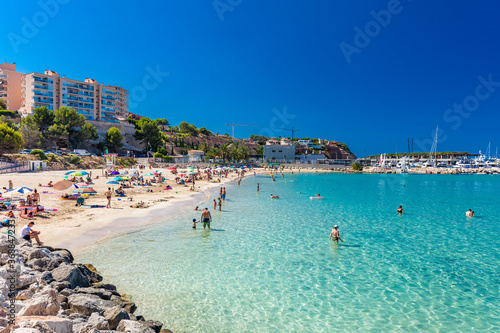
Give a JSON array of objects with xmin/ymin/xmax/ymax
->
[{"xmin": 0, "ymin": 233, "xmax": 171, "ymax": 333}]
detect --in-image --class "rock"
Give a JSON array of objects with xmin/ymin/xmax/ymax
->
[
  {"xmin": 74, "ymin": 287, "xmax": 113, "ymax": 300},
  {"xmin": 16, "ymin": 316, "xmax": 73, "ymax": 333},
  {"xmin": 68, "ymin": 313, "xmax": 88, "ymax": 321},
  {"xmin": 92, "ymin": 283, "xmax": 117, "ymax": 292},
  {"xmin": 143, "ymin": 320, "xmax": 163, "ymax": 333},
  {"xmin": 122, "ymin": 303, "xmax": 137, "ymax": 314},
  {"xmin": 77, "ymin": 265, "xmax": 103, "ymax": 284},
  {"xmin": 16, "ymin": 289, "xmax": 34, "ymax": 301},
  {"xmin": 12, "ymin": 329, "xmax": 43, "ymax": 333},
  {"xmin": 116, "ymin": 320, "xmax": 155, "ymax": 333},
  {"xmin": 50, "ymin": 281, "xmax": 71, "ymax": 292},
  {"xmin": 18, "ymin": 288, "xmax": 60, "ymax": 316},
  {"xmin": 159, "ymin": 330, "xmax": 173, "ymax": 333},
  {"xmin": 51, "ymin": 264, "xmax": 91, "ymax": 289},
  {"xmin": 103, "ymin": 305, "xmax": 130, "ymax": 330},
  {"xmin": 67, "ymin": 294, "xmax": 117, "ymax": 316},
  {"xmin": 87, "ymin": 312, "xmax": 110, "ymax": 330},
  {"xmin": 0, "ymin": 233, "xmax": 19, "ymax": 254},
  {"xmin": 59, "ymin": 288, "xmax": 74, "ymax": 297},
  {"xmin": 57, "ymin": 295, "xmax": 68, "ymax": 305},
  {"xmin": 27, "ymin": 248, "xmax": 52, "ymax": 261},
  {"xmin": 49, "ymin": 249, "xmax": 74, "ymax": 264},
  {"xmin": 37, "ymin": 271, "xmax": 54, "ymax": 284},
  {"xmin": 28, "ymin": 258, "xmax": 61, "ymax": 272},
  {"xmin": 18, "ymin": 274, "xmax": 38, "ymax": 289}
]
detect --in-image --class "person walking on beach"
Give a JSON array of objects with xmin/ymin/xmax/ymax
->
[
  {"xmin": 105, "ymin": 188, "xmax": 112, "ymax": 208},
  {"xmin": 21, "ymin": 222, "xmax": 43, "ymax": 245},
  {"xmin": 329, "ymin": 225, "xmax": 343, "ymax": 243},
  {"xmin": 201, "ymin": 208, "xmax": 212, "ymax": 229}
]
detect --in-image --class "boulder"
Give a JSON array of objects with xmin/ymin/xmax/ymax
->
[
  {"xmin": 103, "ymin": 305, "xmax": 130, "ymax": 330},
  {"xmin": 67, "ymin": 294, "xmax": 117, "ymax": 316},
  {"xmin": 18, "ymin": 274, "xmax": 38, "ymax": 289},
  {"xmin": 77, "ymin": 265, "xmax": 103, "ymax": 284},
  {"xmin": 18, "ymin": 288, "xmax": 60, "ymax": 316},
  {"xmin": 16, "ymin": 289, "xmax": 34, "ymax": 301},
  {"xmin": 37, "ymin": 271, "xmax": 55, "ymax": 284},
  {"xmin": 28, "ymin": 258, "xmax": 61, "ymax": 272},
  {"xmin": 50, "ymin": 281, "xmax": 71, "ymax": 292},
  {"xmin": 92, "ymin": 283, "xmax": 117, "ymax": 292},
  {"xmin": 87, "ymin": 312, "xmax": 110, "ymax": 330},
  {"xmin": 59, "ymin": 288, "xmax": 74, "ymax": 297},
  {"xmin": 16, "ymin": 316, "xmax": 72, "ymax": 333},
  {"xmin": 27, "ymin": 248, "xmax": 52, "ymax": 261},
  {"xmin": 143, "ymin": 320, "xmax": 163, "ymax": 333},
  {"xmin": 74, "ymin": 287, "xmax": 113, "ymax": 300},
  {"xmin": 0, "ymin": 233, "xmax": 19, "ymax": 254},
  {"xmin": 50, "ymin": 249, "xmax": 74, "ymax": 264},
  {"xmin": 116, "ymin": 320, "xmax": 155, "ymax": 333},
  {"xmin": 51, "ymin": 264, "xmax": 91, "ymax": 289}
]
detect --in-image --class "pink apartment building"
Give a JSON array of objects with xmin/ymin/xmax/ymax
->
[
  {"xmin": 0, "ymin": 62, "xmax": 128, "ymax": 123},
  {"xmin": 0, "ymin": 63, "xmax": 24, "ymax": 111}
]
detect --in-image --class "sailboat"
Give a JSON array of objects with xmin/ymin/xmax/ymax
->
[{"xmin": 424, "ymin": 126, "xmax": 439, "ymax": 167}]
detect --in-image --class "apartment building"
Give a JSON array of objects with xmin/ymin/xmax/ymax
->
[
  {"xmin": 0, "ymin": 63, "xmax": 128, "ymax": 122},
  {"xmin": 0, "ymin": 63, "xmax": 24, "ymax": 111}
]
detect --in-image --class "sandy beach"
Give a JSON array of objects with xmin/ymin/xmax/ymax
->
[{"xmin": 1, "ymin": 166, "xmax": 250, "ymax": 255}]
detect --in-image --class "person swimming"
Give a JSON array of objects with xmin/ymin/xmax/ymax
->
[
  {"xmin": 270, "ymin": 194, "xmax": 279, "ymax": 199},
  {"xmin": 397, "ymin": 205, "xmax": 404, "ymax": 213}
]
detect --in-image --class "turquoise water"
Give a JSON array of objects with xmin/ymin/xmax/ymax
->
[{"xmin": 78, "ymin": 173, "xmax": 500, "ymax": 332}]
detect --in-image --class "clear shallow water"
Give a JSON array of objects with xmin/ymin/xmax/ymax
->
[{"xmin": 78, "ymin": 173, "xmax": 500, "ymax": 332}]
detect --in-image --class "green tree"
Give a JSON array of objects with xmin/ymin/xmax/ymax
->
[
  {"xmin": 32, "ymin": 107, "xmax": 55, "ymax": 137},
  {"xmin": 19, "ymin": 116, "xmax": 41, "ymax": 148},
  {"xmin": 351, "ymin": 162, "xmax": 363, "ymax": 171},
  {"xmin": 0, "ymin": 115, "xmax": 18, "ymax": 130},
  {"xmin": 0, "ymin": 99, "xmax": 7, "ymax": 110},
  {"xmin": 0, "ymin": 123, "xmax": 24, "ymax": 154},
  {"xmin": 207, "ymin": 148, "xmax": 220, "ymax": 161},
  {"xmin": 240, "ymin": 146, "xmax": 249, "ymax": 161},
  {"xmin": 219, "ymin": 144, "xmax": 229, "ymax": 162},
  {"xmin": 199, "ymin": 127, "xmax": 211, "ymax": 136},
  {"xmin": 104, "ymin": 127, "xmax": 124, "ymax": 152},
  {"xmin": 133, "ymin": 117, "xmax": 164, "ymax": 152},
  {"xmin": 48, "ymin": 107, "xmax": 97, "ymax": 148},
  {"xmin": 200, "ymin": 142, "xmax": 209, "ymax": 153},
  {"xmin": 179, "ymin": 121, "xmax": 198, "ymax": 136}
]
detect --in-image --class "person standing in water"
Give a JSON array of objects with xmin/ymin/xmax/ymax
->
[
  {"xmin": 397, "ymin": 205, "xmax": 404, "ymax": 214},
  {"xmin": 218, "ymin": 198, "xmax": 222, "ymax": 211},
  {"xmin": 257, "ymin": 183, "xmax": 260, "ymax": 192},
  {"xmin": 329, "ymin": 225, "xmax": 343, "ymax": 243},
  {"xmin": 213, "ymin": 199, "xmax": 217, "ymax": 210},
  {"xmin": 222, "ymin": 187, "xmax": 226, "ymax": 201},
  {"xmin": 201, "ymin": 208, "xmax": 212, "ymax": 229}
]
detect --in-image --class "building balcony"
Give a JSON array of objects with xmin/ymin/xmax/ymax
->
[
  {"xmin": 33, "ymin": 97, "xmax": 53, "ymax": 104},
  {"xmin": 34, "ymin": 104, "xmax": 53, "ymax": 110},
  {"xmin": 33, "ymin": 90, "xmax": 53, "ymax": 97},
  {"xmin": 34, "ymin": 77, "xmax": 52, "ymax": 83},
  {"xmin": 33, "ymin": 84, "xmax": 52, "ymax": 90}
]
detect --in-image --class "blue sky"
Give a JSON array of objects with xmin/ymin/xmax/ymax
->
[{"xmin": 3, "ymin": 0, "xmax": 500, "ymax": 156}]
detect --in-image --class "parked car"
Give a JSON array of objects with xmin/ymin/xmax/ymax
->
[
  {"xmin": 19, "ymin": 149, "xmax": 31, "ymax": 154},
  {"xmin": 73, "ymin": 149, "xmax": 91, "ymax": 156}
]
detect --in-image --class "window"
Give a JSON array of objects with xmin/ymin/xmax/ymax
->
[{"xmin": 279, "ymin": 150, "xmax": 283, "ymax": 153}]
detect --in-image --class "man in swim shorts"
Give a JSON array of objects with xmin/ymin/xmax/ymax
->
[
  {"xmin": 329, "ymin": 225, "xmax": 343, "ymax": 243},
  {"xmin": 201, "ymin": 207, "xmax": 212, "ymax": 229}
]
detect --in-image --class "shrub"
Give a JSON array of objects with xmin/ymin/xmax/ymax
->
[
  {"xmin": 69, "ymin": 155, "xmax": 80, "ymax": 164},
  {"xmin": 351, "ymin": 162, "xmax": 363, "ymax": 171},
  {"xmin": 30, "ymin": 149, "xmax": 47, "ymax": 160}
]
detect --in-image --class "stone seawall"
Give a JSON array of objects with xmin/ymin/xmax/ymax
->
[{"xmin": 0, "ymin": 232, "xmax": 171, "ymax": 333}]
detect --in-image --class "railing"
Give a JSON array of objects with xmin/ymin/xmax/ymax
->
[{"xmin": 0, "ymin": 157, "xmax": 30, "ymax": 174}]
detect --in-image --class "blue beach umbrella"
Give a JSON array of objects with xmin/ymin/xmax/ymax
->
[
  {"xmin": 107, "ymin": 181, "xmax": 119, "ymax": 184},
  {"xmin": 65, "ymin": 171, "xmax": 76, "ymax": 175}
]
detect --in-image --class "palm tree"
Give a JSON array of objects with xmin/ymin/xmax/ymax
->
[
  {"xmin": 200, "ymin": 142, "xmax": 209, "ymax": 153},
  {"xmin": 219, "ymin": 144, "xmax": 229, "ymax": 162},
  {"xmin": 240, "ymin": 146, "xmax": 249, "ymax": 162},
  {"xmin": 231, "ymin": 148, "xmax": 240, "ymax": 162},
  {"xmin": 207, "ymin": 148, "xmax": 220, "ymax": 161}
]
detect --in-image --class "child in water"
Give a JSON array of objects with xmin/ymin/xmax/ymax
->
[{"xmin": 192, "ymin": 219, "xmax": 198, "ymax": 229}]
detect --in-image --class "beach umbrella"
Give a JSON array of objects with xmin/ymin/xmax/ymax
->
[
  {"xmin": 187, "ymin": 171, "xmax": 197, "ymax": 175},
  {"xmin": 73, "ymin": 188, "xmax": 97, "ymax": 194},
  {"xmin": 110, "ymin": 171, "xmax": 120, "ymax": 175},
  {"xmin": 10, "ymin": 187, "xmax": 33, "ymax": 194},
  {"xmin": 69, "ymin": 171, "xmax": 89, "ymax": 176},
  {"xmin": 65, "ymin": 171, "xmax": 76, "ymax": 175},
  {"xmin": 155, "ymin": 170, "xmax": 162, "ymax": 174},
  {"xmin": 53, "ymin": 180, "xmax": 73, "ymax": 191},
  {"xmin": 2, "ymin": 191, "xmax": 22, "ymax": 198},
  {"xmin": 167, "ymin": 167, "xmax": 176, "ymax": 170},
  {"xmin": 107, "ymin": 181, "xmax": 119, "ymax": 184},
  {"xmin": 145, "ymin": 172, "xmax": 154, "ymax": 176},
  {"xmin": 120, "ymin": 171, "xmax": 128, "ymax": 175}
]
